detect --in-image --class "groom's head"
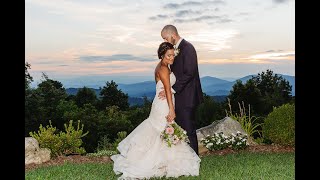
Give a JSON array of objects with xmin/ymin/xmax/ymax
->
[{"xmin": 161, "ymin": 25, "xmax": 180, "ymax": 46}]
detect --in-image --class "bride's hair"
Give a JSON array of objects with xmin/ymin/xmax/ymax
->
[{"xmin": 158, "ymin": 42, "xmax": 174, "ymax": 59}]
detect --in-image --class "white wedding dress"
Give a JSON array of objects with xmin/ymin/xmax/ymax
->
[{"xmin": 111, "ymin": 72, "xmax": 201, "ymax": 180}]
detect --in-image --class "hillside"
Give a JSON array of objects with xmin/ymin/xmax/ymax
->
[{"xmin": 65, "ymin": 74, "xmax": 294, "ymax": 106}]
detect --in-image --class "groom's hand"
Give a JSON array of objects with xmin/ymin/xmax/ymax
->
[{"xmin": 158, "ymin": 88, "xmax": 166, "ymax": 100}]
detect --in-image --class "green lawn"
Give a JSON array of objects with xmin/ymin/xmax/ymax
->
[{"xmin": 26, "ymin": 152, "xmax": 294, "ymax": 180}]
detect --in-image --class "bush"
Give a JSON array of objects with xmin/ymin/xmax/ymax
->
[
  {"xmin": 113, "ymin": 131, "xmax": 127, "ymax": 152},
  {"xmin": 262, "ymin": 103, "xmax": 295, "ymax": 146},
  {"xmin": 200, "ymin": 131, "xmax": 248, "ymax": 151},
  {"xmin": 29, "ymin": 120, "xmax": 89, "ymax": 157},
  {"xmin": 29, "ymin": 120, "xmax": 62, "ymax": 157},
  {"xmin": 86, "ymin": 150, "xmax": 118, "ymax": 157},
  {"xmin": 58, "ymin": 120, "xmax": 88, "ymax": 155},
  {"xmin": 225, "ymin": 99, "xmax": 262, "ymax": 138},
  {"xmin": 96, "ymin": 135, "xmax": 117, "ymax": 152}
]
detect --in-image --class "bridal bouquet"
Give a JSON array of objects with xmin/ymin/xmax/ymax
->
[{"xmin": 160, "ymin": 121, "xmax": 189, "ymax": 147}]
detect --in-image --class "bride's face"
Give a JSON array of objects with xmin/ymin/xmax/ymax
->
[{"xmin": 163, "ymin": 49, "xmax": 175, "ymax": 65}]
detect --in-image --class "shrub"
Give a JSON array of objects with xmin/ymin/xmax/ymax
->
[
  {"xmin": 225, "ymin": 99, "xmax": 262, "ymax": 138},
  {"xmin": 86, "ymin": 150, "xmax": 118, "ymax": 157},
  {"xmin": 29, "ymin": 120, "xmax": 62, "ymax": 157},
  {"xmin": 262, "ymin": 103, "xmax": 295, "ymax": 146},
  {"xmin": 29, "ymin": 120, "xmax": 89, "ymax": 157},
  {"xmin": 200, "ymin": 131, "xmax": 248, "ymax": 151},
  {"xmin": 96, "ymin": 135, "xmax": 114, "ymax": 152},
  {"xmin": 112, "ymin": 131, "xmax": 127, "ymax": 152},
  {"xmin": 58, "ymin": 120, "xmax": 88, "ymax": 155}
]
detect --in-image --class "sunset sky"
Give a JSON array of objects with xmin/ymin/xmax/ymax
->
[{"xmin": 26, "ymin": 0, "xmax": 295, "ymax": 86}]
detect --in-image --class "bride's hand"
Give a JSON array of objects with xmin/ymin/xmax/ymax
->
[{"xmin": 166, "ymin": 109, "xmax": 176, "ymax": 122}]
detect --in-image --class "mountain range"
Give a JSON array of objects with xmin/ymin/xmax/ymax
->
[{"xmin": 65, "ymin": 74, "xmax": 295, "ymax": 100}]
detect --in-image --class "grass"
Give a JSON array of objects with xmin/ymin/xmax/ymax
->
[{"xmin": 25, "ymin": 152, "xmax": 294, "ymax": 180}]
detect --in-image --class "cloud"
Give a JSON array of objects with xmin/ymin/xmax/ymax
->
[
  {"xmin": 175, "ymin": 10, "xmax": 202, "ymax": 17},
  {"xmin": 79, "ymin": 54, "xmax": 155, "ymax": 62},
  {"xmin": 247, "ymin": 51, "xmax": 295, "ymax": 61},
  {"xmin": 26, "ymin": 0, "xmax": 118, "ymax": 22},
  {"xmin": 150, "ymin": 1, "xmax": 232, "ymax": 25},
  {"xmin": 163, "ymin": 0, "xmax": 226, "ymax": 9},
  {"xmin": 149, "ymin": 14, "xmax": 170, "ymax": 20},
  {"xmin": 174, "ymin": 15, "xmax": 232, "ymax": 23},
  {"xmin": 198, "ymin": 50, "xmax": 295, "ymax": 65},
  {"xmin": 273, "ymin": 0, "xmax": 290, "ymax": 3},
  {"xmin": 265, "ymin": 50, "xmax": 284, "ymax": 53},
  {"xmin": 187, "ymin": 29, "xmax": 239, "ymax": 51}
]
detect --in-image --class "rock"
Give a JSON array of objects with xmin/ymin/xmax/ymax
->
[
  {"xmin": 197, "ymin": 117, "xmax": 246, "ymax": 139},
  {"xmin": 25, "ymin": 137, "xmax": 51, "ymax": 165},
  {"xmin": 196, "ymin": 116, "xmax": 257, "ymax": 146}
]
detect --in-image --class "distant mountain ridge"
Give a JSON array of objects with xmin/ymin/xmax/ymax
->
[{"xmin": 65, "ymin": 74, "xmax": 295, "ymax": 99}]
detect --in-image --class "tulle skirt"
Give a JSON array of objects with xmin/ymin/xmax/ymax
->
[{"xmin": 111, "ymin": 116, "xmax": 200, "ymax": 179}]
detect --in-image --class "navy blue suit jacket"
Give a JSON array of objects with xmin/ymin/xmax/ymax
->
[{"xmin": 170, "ymin": 39, "xmax": 204, "ymax": 110}]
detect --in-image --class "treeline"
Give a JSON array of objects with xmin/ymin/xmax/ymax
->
[{"xmin": 25, "ymin": 62, "xmax": 294, "ymax": 153}]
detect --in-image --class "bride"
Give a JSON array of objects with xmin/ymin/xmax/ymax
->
[{"xmin": 110, "ymin": 42, "xmax": 201, "ymax": 179}]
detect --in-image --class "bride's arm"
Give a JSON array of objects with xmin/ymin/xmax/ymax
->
[{"xmin": 159, "ymin": 67, "xmax": 176, "ymax": 121}]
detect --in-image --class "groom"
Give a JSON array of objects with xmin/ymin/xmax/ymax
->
[{"xmin": 159, "ymin": 25, "xmax": 204, "ymax": 155}]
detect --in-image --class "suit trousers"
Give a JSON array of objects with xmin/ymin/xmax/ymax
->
[{"xmin": 175, "ymin": 107, "xmax": 199, "ymax": 155}]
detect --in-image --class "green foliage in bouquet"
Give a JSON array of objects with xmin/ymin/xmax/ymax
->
[{"xmin": 160, "ymin": 122, "xmax": 189, "ymax": 147}]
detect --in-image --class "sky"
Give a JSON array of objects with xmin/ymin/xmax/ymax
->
[{"xmin": 25, "ymin": 0, "xmax": 295, "ymax": 87}]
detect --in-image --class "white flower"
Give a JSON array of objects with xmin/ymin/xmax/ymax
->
[
  {"xmin": 174, "ymin": 48, "xmax": 180, "ymax": 56},
  {"xmin": 236, "ymin": 131, "xmax": 241, "ymax": 134},
  {"xmin": 222, "ymin": 134, "xmax": 227, "ymax": 139},
  {"xmin": 206, "ymin": 143, "xmax": 213, "ymax": 148}
]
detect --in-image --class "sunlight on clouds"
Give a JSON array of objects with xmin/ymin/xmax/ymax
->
[
  {"xmin": 26, "ymin": 0, "xmax": 295, "ymax": 81},
  {"xmin": 29, "ymin": 58, "xmax": 158, "ymax": 76},
  {"xmin": 199, "ymin": 50, "xmax": 295, "ymax": 65},
  {"xmin": 199, "ymin": 58, "xmax": 271, "ymax": 64},
  {"xmin": 186, "ymin": 29, "xmax": 239, "ymax": 51},
  {"xmin": 248, "ymin": 51, "xmax": 295, "ymax": 60},
  {"xmin": 91, "ymin": 25, "xmax": 140, "ymax": 43}
]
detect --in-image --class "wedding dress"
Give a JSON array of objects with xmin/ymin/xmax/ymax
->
[{"xmin": 111, "ymin": 72, "xmax": 201, "ymax": 180}]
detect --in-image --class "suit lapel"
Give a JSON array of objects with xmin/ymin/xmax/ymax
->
[{"xmin": 171, "ymin": 39, "xmax": 186, "ymax": 72}]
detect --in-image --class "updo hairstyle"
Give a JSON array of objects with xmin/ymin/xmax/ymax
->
[{"xmin": 157, "ymin": 42, "xmax": 174, "ymax": 59}]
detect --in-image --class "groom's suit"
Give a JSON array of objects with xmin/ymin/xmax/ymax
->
[{"xmin": 170, "ymin": 39, "xmax": 204, "ymax": 155}]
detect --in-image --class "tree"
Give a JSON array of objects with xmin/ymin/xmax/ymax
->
[
  {"xmin": 126, "ymin": 96, "xmax": 152, "ymax": 128},
  {"xmin": 227, "ymin": 79, "xmax": 264, "ymax": 116},
  {"xmin": 227, "ymin": 69, "xmax": 292, "ymax": 116},
  {"xmin": 251, "ymin": 69, "xmax": 292, "ymax": 115},
  {"xmin": 25, "ymin": 61, "xmax": 33, "ymax": 90},
  {"xmin": 195, "ymin": 93, "xmax": 225, "ymax": 129},
  {"xmin": 98, "ymin": 80, "xmax": 129, "ymax": 111},
  {"xmin": 25, "ymin": 62, "xmax": 39, "ymax": 135},
  {"xmin": 74, "ymin": 86, "xmax": 98, "ymax": 108},
  {"xmin": 33, "ymin": 73, "xmax": 68, "ymax": 130},
  {"xmin": 101, "ymin": 106, "xmax": 132, "ymax": 141}
]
